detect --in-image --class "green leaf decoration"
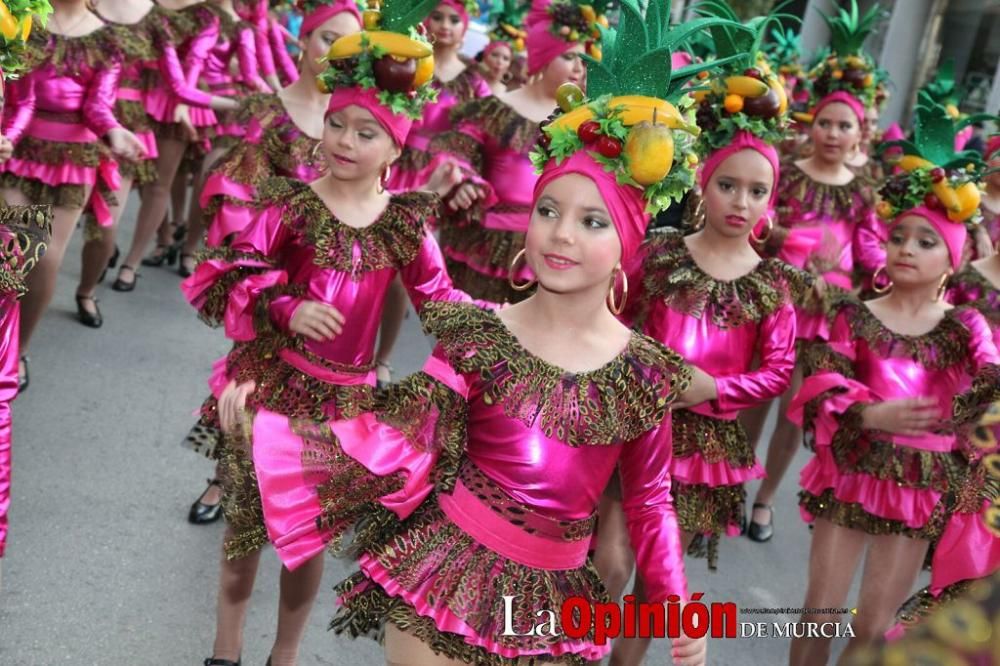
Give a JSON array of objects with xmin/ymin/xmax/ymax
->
[
  {"xmin": 381, "ymin": 0, "xmax": 439, "ymax": 33},
  {"xmin": 819, "ymin": 0, "xmax": 883, "ymax": 56}
]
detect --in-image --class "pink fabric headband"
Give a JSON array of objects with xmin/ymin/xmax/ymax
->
[
  {"xmin": 525, "ymin": 0, "xmax": 574, "ymax": 76},
  {"xmin": 893, "ymin": 205, "xmax": 967, "ymax": 271},
  {"xmin": 326, "ymin": 86, "xmax": 412, "ymax": 147},
  {"xmin": 699, "ymin": 130, "xmax": 781, "ymax": 209},
  {"xmin": 812, "ymin": 90, "xmax": 866, "ymax": 125},
  {"xmin": 300, "ymin": 1, "xmax": 362, "ymax": 35},
  {"xmin": 532, "ymin": 151, "xmax": 650, "ymax": 263},
  {"xmin": 429, "ymin": 0, "xmax": 470, "ymax": 29},
  {"xmin": 483, "ymin": 40, "xmax": 513, "ymax": 58}
]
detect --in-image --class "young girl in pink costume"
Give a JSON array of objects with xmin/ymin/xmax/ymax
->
[
  {"xmin": 476, "ymin": 0, "xmax": 526, "ymax": 94},
  {"xmin": 184, "ymin": 0, "xmax": 362, "ymax": 527},
  {"xmin": 174, "ymin": 0, "xmax": 273, "ymax": 277},
  {"xmin": 0, "ymin": 0, "xmax": 147, "ymax": 391},
  {"xmin": 428, "ymin": 0, "xmax": 594, "ymax": 304},
  {"xmin": 181, "ymin": 4, "xmax": 468, "ymax": 661},
  {"xmin": 216, "ymin": 10, "xmax": 713, "ymax": 660},
  {"xmin": 110, "ymin": 0, "xmax": 239, "ymax": 290},
  {"xmin": 784, "ymin": 102, "xmax": 1000, "ymax": 663},
  {"xmin": 744, "ymin": 0, "xmax": 884, "ymax": 543},
  {"xmin": 243, "ymin": 0, "xmax": 297, "ymax": 90}
]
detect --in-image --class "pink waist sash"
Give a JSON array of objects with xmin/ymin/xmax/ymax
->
[
  {"xmin": 117, "ymin": 88, "xmax": 143, "ymax": 102},
  {"xmin": 277, "ymin": 348, "xmax": 375, "ymax": 387},
  {"xmin": 27, "ymin": 117, "xmax": 99, "ymax": 143},
  {"xmin": 438, "ymin": 467, "xmax": 593, "ymax": 571}
]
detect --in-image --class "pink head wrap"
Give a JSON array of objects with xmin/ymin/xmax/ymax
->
[
  {"xmin": 813, "ymin": 90, "xmax": 866, "ymax": 125},
  {"xmin": 525, "ymin": 0, "xmax": 575, "ymax": 76},
  {"xmin": 427, "ymin": 0, "xmax": 471, "ymax": 29},
  {"xmin": 893, "ymin": 205, "xmax": 967, "ymax": 271},
  {"xmin": 986, "ymin": 135, "xmax": 1000, "ymax": 160},
  {"xmin": 699, "ymin": 130, "xmax": 781, "ymax": 209},
  {"xmin": 326, "ymin": 87, "xmax": 412, "ymax": 147},
  {"xmin": 483, "ymin": 40, "xmax": 514, "ymax": 58},
  {"xmin": 300, "ymin": 0, "xmax": 362, "ymax": 36},
  {"xmin": 532, "ymin": 151, "xmax": 650, "ymax": 263}
]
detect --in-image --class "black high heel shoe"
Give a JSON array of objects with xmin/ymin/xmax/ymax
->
[
  {"xmin": 178, "ymin": 253, "xmax": 196, "ymax": 278},
  {"xmin": 98, "ymin": 244, "xmax": 121, "ymax": 284},
  {"xmin": 203, "ymin": 658, "xmax": 240, "ymax": 666},
  {"xmin": 142, "ymin": 244, "xmax": 171, "ymax": 267},
  {"xmin": 18, "ymin": 354, "xmax": 29, "ymax": 393},
  {"xmin": 75, "ymin": 294, "xmax": 103, "ymax": 329},
  {"xmin": 111, "ymin": 265, "xmax": 139, "ymax": 292},
  {"xmin": 188, "ymin": 478, "xmax": 223, "ymax": 524},
  {"xmin": 747, "ymin": 502, "xmax": 774, "ymax": 543}
]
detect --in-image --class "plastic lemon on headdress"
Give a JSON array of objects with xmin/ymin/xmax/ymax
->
[{"xmin": 0, "ymin": 0, "xmax": 51, "ymax": 77}]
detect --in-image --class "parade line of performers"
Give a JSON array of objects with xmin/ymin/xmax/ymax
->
[{"xmin": 1, "ymin": 0, "xmax": 1000, "ymax": 664}]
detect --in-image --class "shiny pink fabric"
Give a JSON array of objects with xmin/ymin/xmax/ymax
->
[
  {"xmin": 931, "ymin": 499, "xmax": 1000, "ymax": 595},
  {"xmin": 533, "ymin": 151, "xmax": 649, "ymax": 263},
  {"xmin": 0, "ymin": 296, "xmax": 17, "ymax": 558},
  {"xmin": 327, "ymin": 86, "xmax": 412, "ymax": 148},
  {"xmin": 190, "ymin": 11, "xmax": 270, "ymax": 103},
  {"xmin": 788, "ymin": 307, "xmax": 1000, "ymax": 527},
  {"xmin": 301, "ymin": 1, "xmax": 362, "ymax": 35},
  {"xmin": 813, "ymin": 90, "xmax": 865, "ymax": 125},
  {"xmin": 525, "ymin": 0, "xmax": 573, "ymax": 75},
  {"xmin": 895, "ymin": 205, "xmax": 967, "ymax": 271},
  {"xmin": 405, "ymin": 70, "xmax": 491, "ymax": 153},
  {"xmin": 699, "ymin": 130, "xmax": 781, "ymax": 209}
]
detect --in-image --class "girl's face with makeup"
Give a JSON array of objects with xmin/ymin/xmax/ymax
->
[{"xmin": 702, "ymin": 149, "xmax": 775, "ymax": 239}]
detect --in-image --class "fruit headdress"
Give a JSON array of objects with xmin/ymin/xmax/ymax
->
[
  {"xmin": 0, "ymin": 0, "xmax": 50, "ymax": 78},
  {"xmin": 318, "ymin": 0, "xmax": 438, "ymax": 120},
  {"xmin": 530, "ymin": 0, "xmax": 752, "ymax": 215},
  {"xmin": 798, "ymin": 0, "xmax": 885, "ymax": 122},
  {"xmin": 487, "ymin": 0, "xmax": 528, "ymax": 53},
  {"xmin": 763, "ymin": 23, "xmax": 802, "ymax": 79},
  {"xmin": 920, "ymin": 58, "xmax": 963, "ymax": 121},
  {"xmin": 527, "ymin": 0, "xmax": 608, "ymax": 66},
  {"xmin": 689, "ymin": 0, "xmax": 796, "ymax": 158}
]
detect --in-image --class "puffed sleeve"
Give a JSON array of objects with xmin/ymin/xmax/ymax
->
[
  {"xmin": 618, "ymin": 413, "xmax": 689, "ymax": 602},
  {"xmin": 158, "ymin": 39, "xmax": 215, "ymax": 108},
  {"xmin": 399, "ymin": 229, "xmax": 484, "ymax": 312},
  {"xmin": 182, "ymin": 15, "xmax": 220, "ymax": 90},
  {"xmin": 237, "ymin": 25, "xmax": 272, "ymax": 93},
  {"xmin": 951, "ymin": 308, "xmax": 1000, "ymax": 428},
  {"xmin": 83, "ymin": 58, "xmax": 125, "ymax": 136},
  {"xmin": 252, "ymin": 14, "xmax": 276, "ymax": 79},
  {"xmin": 713, "ymin": 302, "xmax": 796, "ymax": 413},
  {"xmin": 270, "ymin": 19, "xmax": 298, "ymax": 84},
  {"xmin": 852, "ymin": 204, "xmax": 886, "ymax": 286},
  {"xmin": 246, "ymin": 335, "xmax": 472, "ymax": 570},
  {"xmin": 1, "ymin": 74, "xmax": 36, "ymax": 145}
]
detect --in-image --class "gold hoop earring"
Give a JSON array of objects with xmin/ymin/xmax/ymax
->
[
  {"xmin": 309, "ymin": 142, "xmax": 323, "ymax": 166},
  {"xmin": 750, "ymin": 215, "xmax": 774, "ymax": 244},
  {"xmin": 689, "ymin": 197, "xmax": 705, "ymax": 231},
  {"xmin": 508, "ymin": 248, "xmax": 536, "ymax": 291},
  {"xmin": 607, "ymin": 269, "xmax": 628, "ymax": 316},
  {"xmin": 935, "ymin": 272, "xmax": 951, "ymax": 302},
  {"xmin": 377, "ymin": 164, "xmax": 391, "ymax": 194},
  {"xmin": 871, "ymin": 265, "xmax": 892, "ymax": 294}
]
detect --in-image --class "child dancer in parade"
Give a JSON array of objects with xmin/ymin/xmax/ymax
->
[
  {"xmin": 744, "ymin": 0, "xmax": 884, "ymax": 543},
  {"xmin": 0, "ymin": 0, "xmax": 147, "ymax": 391},
  {"xmin": 185, "ymin": 0, "xmax": 362, "ymax": 526},
  {"xmin": 213, "ymin": 3, "xmax": 751, "ymax": 664},
  {"xmin": 478, "ymin": 0, "xmax": 525, "ymax": 96},
  {"xmin": 0, "ymin": 0, "xmax": 52, "ymax": 590},
  {"xmin": 181, "ymin": 0, "xmax": 468, "ymax": 661},
  {"xmin": 427, "ymin": 0, "xmax": 596, "ymax": 304},
  {"xmin": 785, "ymin": 100, "xmax": 1000, "ymax": 665}
]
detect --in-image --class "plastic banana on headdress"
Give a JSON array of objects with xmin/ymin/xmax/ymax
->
[
  {"xmin": 316, "ymin": 0, "xmax": 439, "ymax": 149},
  {"xmin": 689, "ymin": 0, "xmax": 796, "ymax": 156},
  {"xmin": 876, "ymin": 96, "xmax": 998, "ymax": 269},
  {"xmin": 0, "ymin": 0, "xmax": 50, "ymax": 78},
  {"xmin": 531, "ymin": 0, "xmax": 751, "ymax": 216},
  {"xmin": 794, "ymin": 0, "xmax": 886, "ymax": 125},
  {"xmin": 487, "ymin": 0, "xmax": 528, "ymax": 54}
]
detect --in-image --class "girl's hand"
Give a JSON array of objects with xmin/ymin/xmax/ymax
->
[
  {"xmin": 218, "ymin": 380, "xmax": 256, "ymax": 435},
  {"xmin": 289, "ymin": 300, "xmax": 345, "ymax": 342},
  {"xmin": 107, "ymin": 128, "xmax": 147, "ymax": 162},
  {"xmin": 425, "ymin": 159, "xmax": 464, "ymax": 199},
  {"xmin": 173, "ymin": 104, "xmax": 198, "ymax": 141},
  {"xmin": 0, "ymin": 134, "xmax": 13, "ymax": 163},
  {"xmin": 671, "ymin": 630, "xmax": 707, "ymax": 666},
  {"xmin": 673, "ymin": 367, "xmax": 718, "ymax": 410},
  {"xmin": 861, "ymin": 397, "xmax": 942, "ymax": 436},
  {"xmin": 446, "ymin": 182, "xmax": 484, "ymax": 211}
]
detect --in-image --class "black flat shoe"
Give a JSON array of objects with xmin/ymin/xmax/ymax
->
[
  {"xmin": 98, "ymin": 244, "xmax": 121, "ymax": 284},
  {"xmin": 75, "ymin": 294, "xmax": 103, "ymax": 329},
  {"xmin": 188, "ymin": 478, "xmax": 223, "ymax": 525},
  {"xmin": 747, "ymin": 502, "xmax": 774, "ymax": 543},
  {"xmin": 17, "ymin": 355, "xmax": 29, "ymax": 393},
  {"xmin": 178, "ymin": 253, "xmax": 196, "ymax": 278},
  {"xmin": 111, "ymin": 265, "xmax": 138, "ymax": 292},
  {"xmin": 203, "ymin": 658, "xmax": 240, "ymax": 666}
]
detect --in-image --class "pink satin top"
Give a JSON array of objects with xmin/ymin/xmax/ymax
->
[
  {"xmin": 182, "ymin": 178, "xmax": 472, "ymax": 370},
  {"xmin": 948, "ymin": 264, "xmax": 1000, "ymax": 348},
  {"xmin": 423, "ymin": 303, "xmax": 690, "ymax": 602},
  {"xmin": 186, "ymin": 7, "xmax": 269, "ymax": 98},
  {"xmin": 2, "ymin": 29, "xmax": 123, "ymax": 145},
  {"xmin": 406, "ymin": 68, "xmax": 491, "ymax": 152}
]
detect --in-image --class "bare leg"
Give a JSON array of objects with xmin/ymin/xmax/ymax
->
[
  {"xmin": 592, "ymin": 494, "xmax": 634, "ymax": 603},
  {"xmin": 77, "ymin": 176, "xmax": 134, "ymax": 304},
  {"xmin": 837, "ymin": 534, "xmax": 928, "ymax": 664},
  {"xmin": 180, "ymin": 147, "xmax": 227, "ymax": 272},
  {"xmin": 4, "ymin": 187, "xmax": 92, "ymax": 352},
  {"xmin": 209, "ymin": 526, "xmax": 264, "ymax": 663},
  {"xmin": 751, "ymin": 366, "xmax": 804, "ymax": 528},
  {"xmin": 384, "ymin": 624, "xmax": 573, "ymax": 666},
  {"xmin": 789, "ymin": 518, "xmax": 867, "ymax": 666},
  {"xmin": 268, "ymin": 554, "xmax": 325, "ymax": 665},
  {"xmin": 376, "ymin": 277, "xmax": 408, "ymax": 385},
  {"xmin": 740, "ymin": 400, "xmax": 772, "ymax": 454},
  {"xmin": 121, "ymin": 138, "xmax": 188, "ymax": 275}
]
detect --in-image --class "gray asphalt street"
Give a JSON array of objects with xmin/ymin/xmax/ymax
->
[{"xmin": 0, "ymin": 194, "xmax": 908, "ymax": 664}]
